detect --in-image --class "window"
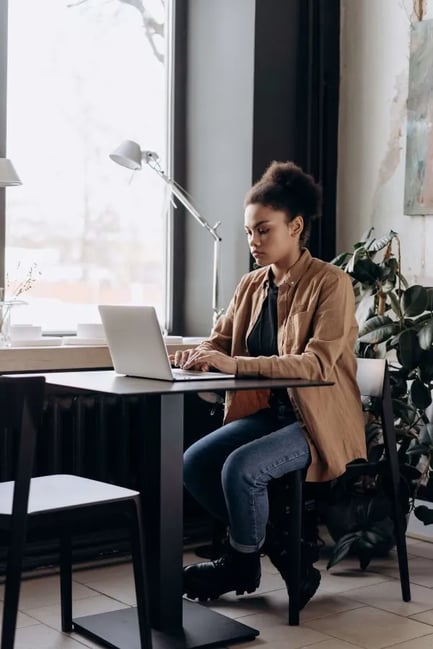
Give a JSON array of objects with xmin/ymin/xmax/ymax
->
[{"xmin": 5, "ymin": 0, "xmax": 170, "ymax": 332}]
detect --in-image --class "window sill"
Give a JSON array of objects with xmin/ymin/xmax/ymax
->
[{"xmin": 0, "ymin": 343, "xmax": 192, "ymax": 374}]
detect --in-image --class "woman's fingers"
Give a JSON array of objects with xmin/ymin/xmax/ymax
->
[
  {"xmin": 173, "ymin": 349, "xmax": 195, "ymax": 367},
  {"xmin": 172, "ymin": 348, "xmax": 215, "ymax": 372},
  {"xmin": 182, "ymin": 351, "xmax": 203, "ymax": 368}
]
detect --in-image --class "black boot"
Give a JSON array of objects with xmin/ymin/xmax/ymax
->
[
  {"xmin": 264, "ymin": 497, "xmax": 322, "ymax": 610},
  {"xmin": 183, "ymin": 545, "xmax": 261, "ymax": 602},
  {"xmin": 264, "ymin": 528, "xmax": 321, "ymax": 609}
]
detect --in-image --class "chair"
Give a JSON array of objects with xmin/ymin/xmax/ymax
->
[
  {"xmin": 0, "ymin": 375, "xmax": 152, "ymax": 649},
  {"xmin": 272, "ymin": 358, "xmax": 411, "ymax": 626}
]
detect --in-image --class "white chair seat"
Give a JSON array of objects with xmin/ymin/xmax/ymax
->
[{"xmin": 0, "ymin": 474, "xmax": 139, "ymax": 515}]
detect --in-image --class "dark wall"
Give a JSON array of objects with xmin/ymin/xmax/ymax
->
[{"xmin": 252, "ymin": 0, "xmax": 340, "ymax": 262}]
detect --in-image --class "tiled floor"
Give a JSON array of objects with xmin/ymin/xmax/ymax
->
[{"xmin": 3, "ymin": 537, "xmax": 433, "ymax": 648}]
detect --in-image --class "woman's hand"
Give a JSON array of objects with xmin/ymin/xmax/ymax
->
[
  {"xmin": 183, "ymin": 349, "xmax": 237, "ymax": 374},
  {"xmin": 169, "ymin": 348, "xmax": 211, "ymax": 372}
]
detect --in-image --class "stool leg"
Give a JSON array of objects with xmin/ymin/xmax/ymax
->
[
  {"xmin": 1, "ymin": 531, "xmax": 27, "ymax": 649},
  {"xmin": 288, "ymin": 471, "xmax": 303, "ymax": 626},
  {"xmin": 59, "ymin": 526, "xmax": 73, "ymax": 632},
  {"xmin": 129, "ymin": 498, "xmax": 153, "ymax": 649}
]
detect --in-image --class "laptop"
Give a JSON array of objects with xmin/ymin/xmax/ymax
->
[{"xmin": 98, "ymin": 305, "xmax": 235, "ymax": 381}]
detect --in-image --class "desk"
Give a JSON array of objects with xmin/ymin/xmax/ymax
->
[{"xmin": 42, "ymin": 370, "xmax": 332, "ymax": 649}]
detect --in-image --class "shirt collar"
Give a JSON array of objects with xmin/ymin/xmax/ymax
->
[{"xmin": 261, "ymin": 248, "xmax": 312, "ymax": 290}]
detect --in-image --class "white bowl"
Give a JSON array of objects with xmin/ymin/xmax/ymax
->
[
  {"xmin": 77, "ymin": 323, "xmax": 105, "ymax": 339},
  {"xmin": 9, "ymin": 324, "xmax": 43, "ymax": 340}
]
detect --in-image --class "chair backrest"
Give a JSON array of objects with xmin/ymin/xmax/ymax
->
[
  {"xmin": 356, "ymin": 358, "xmax": 386, "ymax": 398},
  {"xmin": 0, "ymin": 376, "xmax": 46, "ymax": 518},
  {"xmin": 351, "ymin": 357, "xmax": 400, "ymax": 492}
]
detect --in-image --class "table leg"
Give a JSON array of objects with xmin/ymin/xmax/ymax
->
[
  {"xmin": 73, "ymin": 392, "xmax": 259, "ymax": 649},
  {"xmin": 156, "ymin": 393, "xmax": 185, "ymax": 631}
]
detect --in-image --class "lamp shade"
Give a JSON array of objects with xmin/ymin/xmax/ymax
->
[
  {"xmin": 109, "ymin": 140, "xmax": 142, "ymax": 170},
  {"xmin": 0, "ymin": 158, "xmax": 22, "ymax": 187}
]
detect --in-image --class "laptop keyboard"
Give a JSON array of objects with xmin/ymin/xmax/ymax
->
[
  {"xmin": 171, "ymin": 368, "xmax": 234, "ymax": 380},
  {"xmin": 173, "ymin": 369, "xmax": 209, "ymax": 377}
]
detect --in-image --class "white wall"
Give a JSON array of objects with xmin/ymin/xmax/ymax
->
[
  {"xmin": 338, "ymin": 0, "xmax": 433, "ymax": 286},
  {"xmin": 184, "ymin": 0, "xmax": 255, "ymax": 335}
]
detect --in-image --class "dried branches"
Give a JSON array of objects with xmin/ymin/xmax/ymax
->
[{"xmin": 67, "ymin": 0, "xmax": 165, "ymax": 63}]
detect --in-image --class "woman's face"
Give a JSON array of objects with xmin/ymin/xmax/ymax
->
[{"xmin": 244, "ymin": 203, "xmax": 303, "ymax": 268}]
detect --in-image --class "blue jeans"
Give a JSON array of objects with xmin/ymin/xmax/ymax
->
[{"xmin": 184, "ymin": 408, "xmax": 310, "ymax": 553}]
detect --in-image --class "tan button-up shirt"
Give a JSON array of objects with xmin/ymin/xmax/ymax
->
[{"xmin": 198, "ymin": 249, "xmax": 366, "ymax": 482}]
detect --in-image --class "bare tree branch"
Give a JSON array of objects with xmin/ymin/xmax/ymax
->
[
  {"xmin": 68, "ymin": 0, "xmax": 165, "ymax": 63},
  {"xmin": 67, "ymin": 0, "xmax": 90, "ymax": 7},
  {"xmin": 119, "ymin": 0, "xmax": 164, "ymax": 62}
]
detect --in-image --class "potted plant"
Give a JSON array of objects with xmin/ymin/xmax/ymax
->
[{"xmin": 322, "ymin": 228, "xmax": 433, "ymax": 568}]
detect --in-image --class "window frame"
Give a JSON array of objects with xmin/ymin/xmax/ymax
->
[
  {"xmin": 0, "ymin": 0, "xmax": 8, "ymax": 289},
  {"xmin": 0, "ymin": 0, "xmax": 182, "ymax": 333}
]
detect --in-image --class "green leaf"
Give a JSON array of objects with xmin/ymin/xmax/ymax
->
[
  {"xmin": 418, "ymin": 423, "xmax": 433, "ymax": 447},
  {"xmin": 359, "ymin": 315, "xmax": 393, "ymax": 337},
  {"xmin": 380, "ymin": 257, "xmax": 399, "ymax": 281},
  {"xmin": 388, "ymin": 291, "xmax": 403, "ymax": 318},
  {"xmin": 365, "ymin": 230, "xmax": 398, "ymax": 253},
  {"xmin": 327, "ymin": 532, "xmax": 361, "ymax": 570},
  {"xmin": 331, "ymin": 252, "xmax": 351, "ymax": 267},
  {"xmin": 406, "ymin": 442, "xmax": 431, "ymax": 456},
  {"xmin": 392, "ymin": 398, "xmax": 417, "ymax": 425},
  {"xmin": 410, "ymin": 378, "xmax": 432, "ymax": 410},
  {"xmin": 347, "ymin": 247, "xmax": 365, "ymax": 274},
  {"xmin": 390, "ymin": 376, "xmax": 408, "ymax": 399},
  {"xmin": 425, "ymin": 286, "xmax": 433, "ymax": 311},
  {"xmin": 413, "ymin": 313, "xmax": 433, "ymax": 329},
  {"xmin": 350, "ymin": 258, "xmax": 382, "ymax": 284},
  {"xmin": 418, "ymin": 319, "xmax": 433, "ymax": 350},
  {"xmin": 381, "ymin": 279, "xmax": 397, "ymax": 294},
  {"xmin": 358, "ymin": 316, "xmax": 400, "ymax": 344},
  {"xmin": 397, "ymin": 329, "xmax": 421, "ymax": 369},
  {"xmin": 402, "ymin": 285, "xmax": 428, "ymax": 316},
  {"xmin": 353, "ymin": 241, "xmax": 367, "ymax": 250},
  {"xmin": 355, "ymin": 295, "xmax": 376, "ymax": 328},
  {"xmin": 420, "ymin": 364, "xmax": 433, "ymax": 384},
  {"xmin": 426, "ymin": 288, "xmax": 433, "ymax": 311},
  {"xmin": 420, "ymin": 349, "xmax": 433, "ymax": 383},
  {"xmin": 414, "ymin": 505, "xmax": 433, "ymax": 525}
]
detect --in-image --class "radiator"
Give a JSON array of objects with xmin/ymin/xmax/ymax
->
[
  {"xmin": 0, "ymin": 391, "xmax": 220, "ymax": 571},
  {"xmin": 38, "ymin": 393, "xmax": 141, "ymax": 487}
]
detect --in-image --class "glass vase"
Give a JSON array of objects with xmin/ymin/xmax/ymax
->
[
  {"xmin": 0, "ymin": 301, "xmax": 13, "ymax": 347},
  {"xmin": 0, "ymin": 288, "xmax": 26, "ymax": 347}
]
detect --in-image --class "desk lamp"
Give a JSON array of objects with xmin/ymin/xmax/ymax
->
[
  {"xmin": 109, "ymin": 139, "xmax": 223, "ymax": 326},
  {"xmin": 0, "ymin": 158, "xmax": 22, "ymax": 187}
]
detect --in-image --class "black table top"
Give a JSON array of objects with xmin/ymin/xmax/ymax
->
[{"xmin": 36, "ymin": 369, "xmax": 333, "ymax": 396}]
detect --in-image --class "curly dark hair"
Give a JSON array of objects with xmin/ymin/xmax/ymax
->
[{"xmin": 244, "ymin": 161, "xmax": 322, "ymax": 245}]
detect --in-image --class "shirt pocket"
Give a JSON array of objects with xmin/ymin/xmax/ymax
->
[{"xmin": 285, "ymin": 310, "xmax": 313, "ymax": 354}]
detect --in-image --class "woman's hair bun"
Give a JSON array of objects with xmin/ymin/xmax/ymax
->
[{"xmin": 261, "ymin": 161, "xmax": 299, "ymax": 188}]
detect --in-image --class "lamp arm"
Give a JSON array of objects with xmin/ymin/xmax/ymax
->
[
  {"xmin": 145, "ymin": 157, "xmax": 221, "ymax": 242},
  {"xmin": 143, "ymin": 152, "xmax": 223, "ymax": 325}
]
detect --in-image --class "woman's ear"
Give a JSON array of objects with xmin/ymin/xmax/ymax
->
[{"xmin": 290, "ymin": 215, "xmax": 304, "ymax": 237}]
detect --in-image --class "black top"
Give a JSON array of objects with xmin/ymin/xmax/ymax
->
[
  {"xmin": 247, "ymin": 277, "xmax": 279, "ymax": 358},
  {"xmin": 247, "ymin": 275, "xmax": 296, "ymax": 424}
]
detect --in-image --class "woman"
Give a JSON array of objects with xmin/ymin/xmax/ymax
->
[{"xmin": 174, "ymin": 161, "xmax": 366, "ymax": 606}]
